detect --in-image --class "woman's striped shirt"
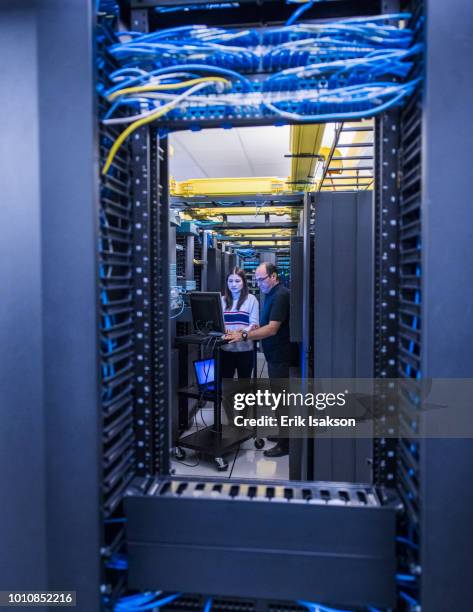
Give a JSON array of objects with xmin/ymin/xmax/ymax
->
[{"xmin": 221, "ymin": 293, "xmax": 259, "ymax": 352}]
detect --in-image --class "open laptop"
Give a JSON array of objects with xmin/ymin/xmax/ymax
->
[{"xmin": 193, "ymin": 358, "xmax": 215, "ymax": 392}]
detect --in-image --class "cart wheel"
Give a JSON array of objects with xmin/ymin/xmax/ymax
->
[
  {"xmin": 254, "ymin": 438, "xmax": 265, "ymax": 450},
  {"xmin": 215, "ymin": 457, "xmax": 228, "ymax": 471},
  {"xmin": 174, "ymin": 446, "xmax": 186, "ymax": 460}
]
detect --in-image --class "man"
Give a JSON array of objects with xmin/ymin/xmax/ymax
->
[{"xmin": 225, "ymin": 262, "xmax": 291, "ymax": 457}]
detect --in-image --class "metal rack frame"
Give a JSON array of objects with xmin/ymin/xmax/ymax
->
[
  {"xmin": 127, "ymin": 6, "xmax": 172, "ymax": 483},
  {"xmin": 98, "ymin": 18, "xmax": 137, "ymax": 603}
]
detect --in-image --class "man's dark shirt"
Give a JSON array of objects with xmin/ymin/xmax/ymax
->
[{"xmin": 260, "ymin": 283, "xmax": 291, "ymax": 363}]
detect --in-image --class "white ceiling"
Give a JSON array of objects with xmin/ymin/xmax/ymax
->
[
  {"xmin": 169, "ymin": 120, "xmax": 373, "ymax": 183},
  {"xmin": 169, "ymin": 125, "xmax": 292, "ymax": 181}
]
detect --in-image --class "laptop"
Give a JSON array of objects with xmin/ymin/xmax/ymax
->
[{"xmin": 193, "ymin": 358, "xmax": 215, "ymax": 391}]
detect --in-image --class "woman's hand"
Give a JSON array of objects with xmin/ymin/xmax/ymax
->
[{"xmin": 224, "ymin": 330, "xmax": 243, "ymax": 343}]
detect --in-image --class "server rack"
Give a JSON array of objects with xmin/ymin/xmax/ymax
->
[
  {"xmin": 227, "ymin": 252, "xmax": 237, "ymax": 275},
  {"xmin": 175, "ymin": 233, "xmax": 187, "ymax": 285},
  {"xmin": 115, "ymin": 3, "xmax": 393, "ymax": 607},
  {"xmin": 311, "ymin": 190, "xmax": 374, "ymax": 484},
  {"xmin": 206, "ymin": 247, "xmax": 222, "ymax": 292},
  {"xmin": 276, "ymin": 252, "xmax": 290, "ymax": 287},
  {"xmin": 289, "ymin": 236, "xmax": 304, "ymax": 343},
  {"xmin": 193, "ymin": 233, "xmax": 205, "ymax": 292},
  {"xmin": 98, "ymin": 18, "xmax": 136, "ymax": 599},
  {"xmin": 2, "ymin": 1, "xmax": 473, "ymax": 611},
  {"xmin": 220, "ymin": 251, "xmax": 230, "ymax": 289},
  {"xmin": 406, "ymin": 3, "xmax": 473, "ymax": 608}
]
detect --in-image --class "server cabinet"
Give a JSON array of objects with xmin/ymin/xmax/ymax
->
[
  {"xmin": 228, "ymin": 252, "xmax": 237, "ymax": 273},
  {"xmin": 312, "ymin": 191, "xmax": 374, "ymax": 483},
  {"xmin": 1, "ymin": 2, "xmax": 101, "ymax": 608},
  {"xmin": 207, "ymin": 248, "xmax": 222, "ymax": 292},
  {"xmin": 221, "ymin": 251, "xmax": 230, "ymax": 288},
  {"xmin": 417, "ymin": 2, "xmax": 473, "ymax": 607},
  {"xmin": 289, "ymin": 236, "xmax": 303, "ymax": 342},
  {"xmin": 200, "ymin": 230, "xmax": 210, "ymax": 291}
]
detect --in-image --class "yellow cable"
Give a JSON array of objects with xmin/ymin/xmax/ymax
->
[
  {"xmin": 107, "ymin": 77, "xmax": 229, "ymax": 101},
  {"xmin": 102, "ymin": 105, "xmax": 174, "ymax": 175},
  {"xmin": 102, "ymin": 78, "xmax": 230, "ymax": 175}
]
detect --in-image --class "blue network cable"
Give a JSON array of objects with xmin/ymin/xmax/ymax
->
[
  {"xmin": 297, "ymin": 600, "xmax": 353, "ymax": 612},
  {"xmin": 263, "ymin": 81, "xmax": 418, "ymax": 122},
  {"xmin": 115, "ymin": 592, "xmax": 182, "ymax": 611},
  {"xmin": 399, "ymin": 590, "xmax": 419, "ymax": 608},
  {"xmin": 100, "ymin": 14, "xmax": 422, "ymax": 158},
  {"xmin": 286, "ymin": 1, "xmax": 317, "ymax": 27},
  {"xmin": 396, "ymin": 573, "xmax": 417, "ymax": 583},
  {"xmin": 117, "ymin": 592, "xmax": 161, "ymax": 604},
  {"xmin": 106, "ymin": 554, "xmax": 128, "ymax": 570},
  {"xmin": 107, "ymin": 16, "xmax": 415, "ymax": 76},
  {"xmin": 155, "ymin": 3, "xmax": 240, "ymax": 13}
]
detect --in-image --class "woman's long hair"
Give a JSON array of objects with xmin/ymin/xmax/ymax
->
[{"xmin": 224, "ymin": 267, "xmax": 249, "ymax": 311}]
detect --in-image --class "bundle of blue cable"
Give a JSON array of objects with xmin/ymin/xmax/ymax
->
[
  {"xmin": 107, "ymin": 15, "xmax": 414, "ymax": 74},
  {"xmin": 100, "ymin": 13, "xmax": 422, "ymax": 173},
  {"xmin": 114, "ymin": 592, "xmax": 181, "ymax": 611},
  {"xmin": 297, "ymin": 600, "xmax": 380, "ymax": 612}
]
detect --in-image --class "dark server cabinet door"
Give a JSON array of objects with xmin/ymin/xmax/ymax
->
[
  {"xmin": 221, "ymin": 251, "xmax": 230, "ymax": 289},
  {"xmin": 207, "ymin": 248, "xmax": 222, "ymax": 292},
  {"xmin": 290, "ymin": 236, "xmax": 303, "ymax": 342},
  {"xmin": 313, "ymin": 191, "xmax": 374, "ymax": 483},
  {"xmin": 228, "ymin": 253, "xmax": 237, "ymax": 274}
]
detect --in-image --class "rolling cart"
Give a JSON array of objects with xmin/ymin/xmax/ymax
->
[{"xmin": 175, "ymin": 334, "xmax": 263, "ymax": 470}]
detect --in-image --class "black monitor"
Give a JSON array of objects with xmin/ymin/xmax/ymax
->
[{"xmin": 189, "ymin": 292, "xmax": 225, "ymax": 336}]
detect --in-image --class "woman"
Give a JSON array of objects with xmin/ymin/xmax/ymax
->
[{"xmin": 220, "ymin": 267, "xmax": 259, "ymax": 380}]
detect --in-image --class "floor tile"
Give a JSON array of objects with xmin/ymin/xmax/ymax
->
[{"xmin": 230, "ymin": 448, "xmax": 289, "ymax": 480}]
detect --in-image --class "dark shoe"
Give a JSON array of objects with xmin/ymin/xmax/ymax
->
[{"xmin": 263, "ymin": 443, "xmax": 289, "ymax": 458}]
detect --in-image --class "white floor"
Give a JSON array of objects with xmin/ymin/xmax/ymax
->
[{"xmin": 171, "ymin": 430, "xmax": 289, "ymax": 480}]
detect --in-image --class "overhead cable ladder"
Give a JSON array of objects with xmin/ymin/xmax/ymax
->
[{"xmin": 317, "ymin": 121, "xmax": 374, "ymax": 192}]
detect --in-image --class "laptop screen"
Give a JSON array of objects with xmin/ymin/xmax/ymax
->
[{"xmin": 194, "ymin": 358, "xmax": 215, "ymax": 386}]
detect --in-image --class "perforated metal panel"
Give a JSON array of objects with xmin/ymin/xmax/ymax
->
[{"xmin": 153, "ymin": 478, "xmax": 380, "ymax": 506}]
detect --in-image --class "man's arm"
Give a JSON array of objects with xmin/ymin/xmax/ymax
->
[
  {"xmin": 246, "ymin": 295, "xmax": 259, "ymax": 331},
  {"xmin": 226, "ymin": 320, "xmax": 281, "ymax": 342}
]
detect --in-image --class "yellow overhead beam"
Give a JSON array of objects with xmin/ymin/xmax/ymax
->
[
  {"xmin": 182, "ymin": 206, "xmax": 298, "ymax": 219},
  {"xmin": 289, "ymin": 124, "xmax": 325, "ymax": 191},
  {"xmin": 319, "ymin": 146, "xmax": 343, "ymax": 174},
  {"xmin": 171, "ymin": 176, "xmax": 290, "ymax": 197},
  {"xmin": 220, "ymin": 228, "xmax": 294, "ymax": 237},
  {"xmin": 233, "ymin": 240, "xmax": 291, "ymax": 246}
]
